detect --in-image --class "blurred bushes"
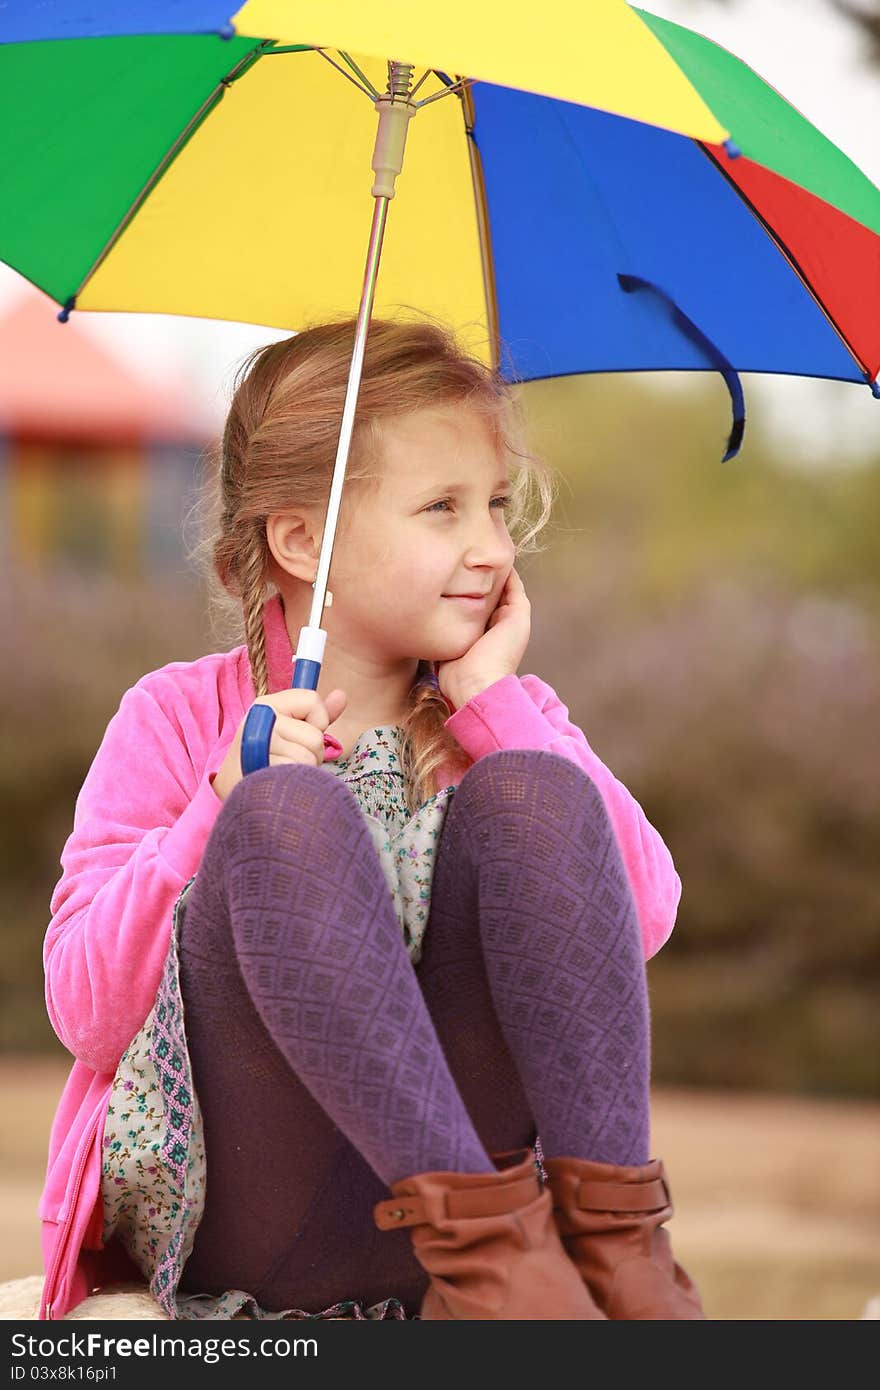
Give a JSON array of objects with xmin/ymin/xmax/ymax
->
[
  {"xmin": 2, "ymin": 371, "xmax": 878, "ymax": 1097},
  {"xmin": 521, "ymin": 372, "xmax": 880, "ymax": 1098},
  {"xmin": 0, "ymin": 567, "xmax": 217, "ymax": 1059}
]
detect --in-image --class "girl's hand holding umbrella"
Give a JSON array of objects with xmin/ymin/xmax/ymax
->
[
  {"xmin": 213, "ymin": 688, "xmax": 348, "ymax": 803},
  {"xmin": 438, "ymin": 565, "xmax": 531, "ymax": 711}
]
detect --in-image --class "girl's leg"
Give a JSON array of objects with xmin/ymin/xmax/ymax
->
[
  {"xmin": 419, "ymin": 749, "xmax": 651, "ymax": 1167},
  {"xmin": 177, "ymin": 762, "xmax": 494, "ymax": 1314},
  {"xmin": 414, "ymin": 857, "xmax": 537, "ymax": 1160},
  {"xmin": 416, "ymin": 750, "xmax": 704, "ymax": 1321}
]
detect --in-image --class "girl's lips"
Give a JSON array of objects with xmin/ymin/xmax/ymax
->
[{"xmin": 443, "ymin": 594, "xmax": 489, "ymax": 603}]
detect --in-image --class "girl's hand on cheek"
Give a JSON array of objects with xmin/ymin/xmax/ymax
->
[{"xmin": 437, "ymin": 566, "xmax": 531, "ymax": 710}]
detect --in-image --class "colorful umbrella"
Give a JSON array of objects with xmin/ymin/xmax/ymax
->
[
  {"xmin": 2, "ymin": 5, "xmax": 878, "ymax": 404},
  {"xmin": 1, "ymin": 1, "xmax": 878, "ymax": 761}
]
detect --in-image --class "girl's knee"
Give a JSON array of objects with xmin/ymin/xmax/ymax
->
[
  {"xmin": 220, "ymin": 760, "xmax": 362, "ymax": 846},
  {"xmin": 460, "ymin": 748, "xmax": 606, "ymax": 822}
]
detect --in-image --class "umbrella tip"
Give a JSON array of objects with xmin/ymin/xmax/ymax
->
[
  {"xmin": 869, "ymin": 376, "xmax": 880, "ymax": 400},
  {"xmin": 217, "ymin": 23, "xmax": 236, "ymax": 40},
  {"xmin": 57, "ymin": 295, "xmax": 76, "ymax": 324},
  {"xmin": 723, "ymin": 138, "xmax": 742, "ymax": 160}
]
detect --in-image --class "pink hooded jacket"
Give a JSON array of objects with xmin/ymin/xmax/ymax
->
[{"xmin": 37, "ymin": 593, "xmax": 682, "ymax": 1319}]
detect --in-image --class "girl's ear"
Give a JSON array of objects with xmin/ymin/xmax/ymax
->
[{"xmin": 266, "ymin": 510, "xmax": 321, "ymax": 584}]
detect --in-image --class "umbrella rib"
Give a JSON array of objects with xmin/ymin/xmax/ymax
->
[
  {"xmin": 697, "ymin": 142, "xmax": 874, "ymax": 383},
  {"xmin": 62, "ymin": 41, "xmax": 274, "ymax": 307},
  {"xmin": 461, "ymin": 82, "xmax": 500, "ymax": 373},
  {"xmin": 417, "ymin": 74, "xmax": 470, "ymax": 109},
  {"xmin": 335, "ymin": 50, "xmax": 382, "ymax": 100},
  {"xmin": 313, "ymin": 48, "xmax": 378, "ymax": 100},
  {"xmin": 407, "ymin": 69, "xmax": 434, "ymax": 100}
]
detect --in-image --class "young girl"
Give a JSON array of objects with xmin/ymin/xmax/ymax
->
[{"xmin": 38, "ymin": 316, "xmax": 703, "ymax": 1322}]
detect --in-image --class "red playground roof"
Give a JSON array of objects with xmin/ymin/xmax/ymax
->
[{"xmin": 0, "ymin": 290, "xmax": 213, "ymax": 445}]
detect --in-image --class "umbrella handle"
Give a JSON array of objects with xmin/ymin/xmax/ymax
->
[
  {"xmin": 240, "ymin": 703, "xmax": 276, "ymax": 776},
  {"xmin": 239, "ymin": 624, "xmax": 326, "ymax": 775}
]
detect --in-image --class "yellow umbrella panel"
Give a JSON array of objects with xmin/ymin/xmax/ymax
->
[{"xmin": 78, "ymin": 52, "xmax": 492, "ymax": 357}]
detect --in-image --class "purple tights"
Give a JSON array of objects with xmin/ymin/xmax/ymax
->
[{"xmin": 176, "ymin": 749, "xmax": 651, "ymax": 1313}]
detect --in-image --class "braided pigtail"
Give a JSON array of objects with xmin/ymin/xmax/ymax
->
[
  {"xmin": 240, "ymin": 525, "xmax": 271, "ymax": 699},
  {"xmin": 398, "ymin": 663, "xmax": 473, "ymax": 816}
]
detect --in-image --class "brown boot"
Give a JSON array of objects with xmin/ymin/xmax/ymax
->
[
  {"xmin": 373, "ymin": 1146, "xmax": 606, "ymax": 1319},
  {"xmin": 542, "ymin": 1155, "xmax": 705, "ymax": 1319}
]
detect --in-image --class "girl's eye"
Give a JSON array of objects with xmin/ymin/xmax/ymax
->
[{"xmin": 424, "ymin": 496, "xmax": 512, "ymax": 514}]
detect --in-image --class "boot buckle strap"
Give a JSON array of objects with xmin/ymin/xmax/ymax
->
[
  {"xmin": 446, "ymin": 1173, "xmax": 539, "ymax": 1220},
  {"xmin": 373, "ymin": 1173, "xmax": 540, "ymax": 1230},
  {"xmin": 374, "ymin": 1196, "xmax": 429, "ymax": 1230},
  {"xmin": 575, "ymin": 1175, "xmax": 670, "ymax": 1213}
]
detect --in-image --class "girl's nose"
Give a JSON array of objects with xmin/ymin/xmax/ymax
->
[{"xmin": 464, "ymin": 518, "xmax": 514, "ymax": 569}]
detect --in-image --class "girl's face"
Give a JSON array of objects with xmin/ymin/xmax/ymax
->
[{"xmin": 328, "ymin": 404, "xmax": 517, "ymax": 664}]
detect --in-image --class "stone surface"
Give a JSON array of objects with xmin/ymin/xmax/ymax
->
[{"xmin": 0, "ymin": 1276, "xmax": 169, "ymax": 1321}]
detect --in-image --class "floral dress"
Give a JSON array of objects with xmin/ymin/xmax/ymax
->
[{"xmin": 98, "ymin": 726, "xmax": 458, "ymax": 1320}]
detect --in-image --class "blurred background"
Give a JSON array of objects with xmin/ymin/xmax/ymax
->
[{"xmin": 1, "ymin": 0, "xmax": 878, "ymax": 1322}]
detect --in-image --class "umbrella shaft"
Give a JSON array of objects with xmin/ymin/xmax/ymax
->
[
  {"xmin": 309, "ymin": 192, "xmax": 389, "ymax": 633},
  {"xmin": 297, "ymin": 64, "xmax": 418, "ymax": 693}
]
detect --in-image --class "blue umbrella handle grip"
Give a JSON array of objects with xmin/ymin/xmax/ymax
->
[
  {"xmin": 290, "ymin": 623, "xmax": 325, "ymax": 692},
  {"xmin": 240, "ymin": 626, "xmax": 326, "ymax": 775},
  {"xmin": 291, "ymin": 658, "xmax": 321, "ymax": 689},
  {"xmin": 240, "ymin": 703, "xmax": 277, "ymax": 776}
]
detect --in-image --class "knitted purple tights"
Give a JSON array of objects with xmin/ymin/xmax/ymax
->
[
  {"xmin": 423, "ymin": 748, "xmax": 651, "ymax": 1168},
  {"xmin": 180, "ymin": 761, "xmax": 493, "ymax": 1188},
  {"xmin": 176, "ymin": 749, "xmax": 650, "ymax": 1313}
]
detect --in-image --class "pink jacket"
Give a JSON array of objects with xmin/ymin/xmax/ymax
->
[{"xmin": 38, "ymin": 593, "xmax": 682, "ymax": 1319}]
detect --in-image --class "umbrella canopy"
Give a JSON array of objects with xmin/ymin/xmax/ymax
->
[{"xmin": 1, "ymin": 0, "xmax": 877, "ymax": 429}]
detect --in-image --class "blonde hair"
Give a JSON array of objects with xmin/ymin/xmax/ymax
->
[{"xmin": 189, "ymin": 313, "xmax": 559, "ymax": 814}]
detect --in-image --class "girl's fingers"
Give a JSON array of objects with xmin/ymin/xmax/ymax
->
[
  {"xmin": 273, "ymin": 720, "xmax": 326, "ymax": 763},
  {"xmin": 269, "ymin": 742, "xmax": 323, "ymax": 767}
]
